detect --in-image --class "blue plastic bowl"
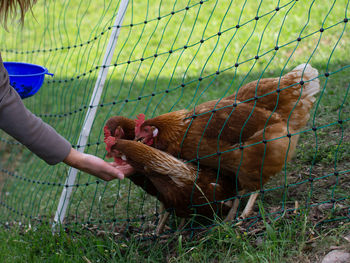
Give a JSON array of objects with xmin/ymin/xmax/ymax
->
[{"xmin": 3, "ymin": 62, "xmax": 53, "ymax": 99}]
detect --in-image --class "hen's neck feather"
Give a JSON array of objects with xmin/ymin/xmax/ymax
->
[{"xmin": 144, "ymin": 110, "xmax": 189, "ymax": 152}]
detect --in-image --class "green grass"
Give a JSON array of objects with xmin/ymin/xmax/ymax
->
[
  {"xmin": 0, "ymin": 0, "xmax": 349, "ymax": 261},
  {"xmin": 0, "ymin": 214, "xmax": 349, "ymax": 263}
]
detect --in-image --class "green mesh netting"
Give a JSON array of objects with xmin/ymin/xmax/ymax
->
[{"xmin": 0, "ymin": 0, "xmax": 349, "ymax": 235}]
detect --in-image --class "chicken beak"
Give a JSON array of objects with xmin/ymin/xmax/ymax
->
[{"xmin": 135, "ymin": 136, "xmax": 145, "ymax": 143}]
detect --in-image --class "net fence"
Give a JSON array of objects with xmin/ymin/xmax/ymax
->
[{"xmin": 0, "ymin": 0, "xmax": 349, "ymax": 235}]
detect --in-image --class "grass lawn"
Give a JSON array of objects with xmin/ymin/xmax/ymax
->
[
  {"xmin": 0, "ymin": 0, "xmax": 349, "ymax": 261},
  {"xmin": 0, "ymin": 216, "xmax": 349, "ymax": 262}
]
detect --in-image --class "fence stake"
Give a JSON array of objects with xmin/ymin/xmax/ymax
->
[{"xmin": 52, "ymin": 0, "xmax": 130, "ymax": 230}]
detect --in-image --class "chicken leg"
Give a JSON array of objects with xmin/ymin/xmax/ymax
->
[
  {"xmin": 224, "ymin": 191, "xmax": 259, "ymax": 223},
  {"xmin": 224, "ymin": 189, "xmax": 247, "ymax": 222},
  {"xmin": 235, "ymin": 192, "xmax": 259, "ymax": 225},
  {"xmin": 155, "ymin": 203, "xmax": 170, "ymax": 235}
]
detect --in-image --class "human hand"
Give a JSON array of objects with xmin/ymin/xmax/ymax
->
[
  {"xmin": 109, "ymin": 161, "xmax": 136, "ymax": 177},
  {"xmin": 63, "ymin": 148, "xmax": 126, "ymax": 181}
]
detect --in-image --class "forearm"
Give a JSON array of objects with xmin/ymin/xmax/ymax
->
[{"xmin": 0, "ymin": 84, "xmax": 71, "ymax": 164}]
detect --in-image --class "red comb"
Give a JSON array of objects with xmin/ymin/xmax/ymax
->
[
  {"xmin": 104, "ymin": 136, "xmax": 116, "ymax": 154},
  {"xmin": 135, "ymin": 113, "xmax": 146, "ymax": 135},
  {"xmin": 103, "ymin": 125, "xmax": 111, "ymax": 139}
]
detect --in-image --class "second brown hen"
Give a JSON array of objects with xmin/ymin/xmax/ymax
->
[
  {"xmin": 112, "ymin": 139, "xmax": 236, "ymax": 232},
  {"xmin": 104, "ymin": 116, "xmax": 234, "ymax": 233}
]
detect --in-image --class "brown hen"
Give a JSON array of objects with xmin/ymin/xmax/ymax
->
[
  {"xmin": 135, "ymin": 64, "xmax": 320, "ymax": 221},
  {"xmin": 104, "ymin": 116, "xmax": 159, "ymax": 202}
]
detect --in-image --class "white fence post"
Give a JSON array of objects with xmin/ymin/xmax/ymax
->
[{"xmin": 52, "ymin": 0, "xmax": 130, "ymax": 229}]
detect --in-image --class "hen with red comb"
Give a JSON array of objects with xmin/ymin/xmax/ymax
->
[{"xmin": 103, "ymin": 115, "xmax": 159, "ymax": 197}]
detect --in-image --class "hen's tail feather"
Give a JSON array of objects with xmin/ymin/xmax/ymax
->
[
  {"xmin": 288, "ymin": 63, "xmax": 320, "ymax": 101},
  {"xmin": 280, "ymin": 63, "xmax": 320, "ymax": 131}
]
